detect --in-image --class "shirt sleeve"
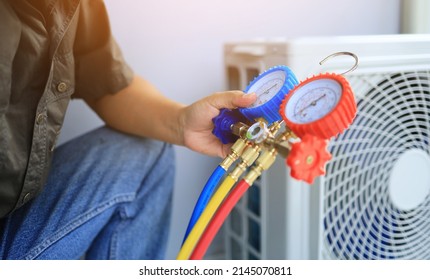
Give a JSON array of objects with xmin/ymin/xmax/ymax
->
[{"xmin": 73, "ymin": 0, "xmax": 133, "ymax": 100}]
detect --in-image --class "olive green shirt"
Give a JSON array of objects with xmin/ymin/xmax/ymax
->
[{"xmin": 0, "ymin": 0, "xmax": 133, "ymax": 218}]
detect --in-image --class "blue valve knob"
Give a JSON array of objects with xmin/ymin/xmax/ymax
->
[{"xmin": 212, "ymin": 109, "xmax": 248, "ymax": 144}]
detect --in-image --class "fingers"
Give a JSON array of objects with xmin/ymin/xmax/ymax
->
[
  {"xmin": 206, "ymin": 91, "xmax": 257, "ymax": 110},
  {"xmin": 234, "ymin": 92, "xmax": 257, "ymax": 108},
  {"xmin": 204, "ymin": 91, "xmax": 255, "ymax": 157},
  {"xmin": 221, "ymin": 143, "xmax": 233, "ymax": 158}
]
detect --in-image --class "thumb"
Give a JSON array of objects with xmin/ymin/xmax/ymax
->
[{"xmin": 206, "ymin": 91, "xmax": 257, "ymax": 110}]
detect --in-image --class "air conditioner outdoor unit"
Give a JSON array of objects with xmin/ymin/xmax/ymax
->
[{"xmin": 223, "ymin": 34, "xmax": 430, "ymax": 260}]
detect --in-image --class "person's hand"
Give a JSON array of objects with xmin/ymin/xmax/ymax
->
[{"xmin": 179, "ymin": 91, "xmax": 257, "ymax": 158}]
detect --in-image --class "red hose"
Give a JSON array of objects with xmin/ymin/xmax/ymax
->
[{"xmin": 190, "ymin": 179, "xmax": 250, "ymax": 260}]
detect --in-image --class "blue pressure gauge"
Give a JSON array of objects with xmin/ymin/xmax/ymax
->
[{"xmin": 240, "ymin": 66, "xmax": 298, "ymax": 124}]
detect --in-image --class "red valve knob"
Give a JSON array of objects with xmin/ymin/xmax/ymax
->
[{"xmin": 287, "ymin": 134, "xmax": 332, "ymax": 184}]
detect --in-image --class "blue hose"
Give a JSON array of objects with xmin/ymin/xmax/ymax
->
[{"xmin": 182, "ymin": 165, "xmax": 226, "ymax": 243}]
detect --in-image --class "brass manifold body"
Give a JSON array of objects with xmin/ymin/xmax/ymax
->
[{"xmin": 225, "ymin": 119, "xmax": 298, "ymax": 185}]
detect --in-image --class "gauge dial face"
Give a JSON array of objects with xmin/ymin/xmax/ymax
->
[
  {"xmin": 247, "ymin": 70, "xmax": 286, "ymax": 108},
  {"xmin": 284, "ymin": 79, "xmax": 342, "ymax": 124}
]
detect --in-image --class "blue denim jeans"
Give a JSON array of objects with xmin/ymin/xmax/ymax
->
[{"xmin": 0, "ymin": 126, "xmax": 174, "ymax": 259}]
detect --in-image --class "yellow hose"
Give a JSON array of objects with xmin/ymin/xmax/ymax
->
[{"xmin": 176, "ymin": 175, "xmax": 236, "ymax": 260}]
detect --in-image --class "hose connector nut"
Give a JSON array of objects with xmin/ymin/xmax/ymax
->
[
  {"xmin": 244, "ymin": 149, "xmax": 277, "ymax": 185},
  {"xmin": 220, "ymin": 138, "xmax": 248, "ymax": 170}
]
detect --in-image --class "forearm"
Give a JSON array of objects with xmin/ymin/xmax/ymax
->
[
  {"xmin": 86, "ymin": 75, "xmax": 256, "ymax": 157},
  {"xmin": 85, "ymin": 75, "xmax": 186, "ymax": 146}
]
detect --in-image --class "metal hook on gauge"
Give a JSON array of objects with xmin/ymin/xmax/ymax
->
[{"xmin": 319, "ymin": 51, "xmax": 359, "ymax": 75}]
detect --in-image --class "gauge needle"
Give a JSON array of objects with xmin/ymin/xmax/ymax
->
[
  {"xmin": 296, "ymin": 94, "xmax": 327, "ymax": 117},
  {"xmin": 256, "ymin": 84, "xmax": 279, "ymax": 105},
  {"xmin": 262, "ymin": 84, "xmax": 278, "ymax": 95}
]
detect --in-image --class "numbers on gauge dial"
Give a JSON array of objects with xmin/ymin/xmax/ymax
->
[
  {"xmin": 247, "ymin": 71, "xmax": 286, "ymax": 108},
  {"xmin": 285, "ymin": 79, "xmax": 342, "ymax": 124}
]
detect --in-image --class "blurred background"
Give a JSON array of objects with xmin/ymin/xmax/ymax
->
[{"xmin": 58, "ymin": 0, "xmax": 429, "ymax": 259}]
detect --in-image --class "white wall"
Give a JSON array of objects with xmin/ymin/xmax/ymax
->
[{"xmin": 59, "ymin": 0, "xmax": 401, "ymax": 259}]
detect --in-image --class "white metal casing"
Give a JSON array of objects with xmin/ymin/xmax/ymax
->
[{"xmin": 223, "ymin": 34, "xmax": 430, "ymax": 260}]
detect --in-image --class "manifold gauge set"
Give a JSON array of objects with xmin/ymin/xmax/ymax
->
[{"xmin": 177, "ymin": 52, "xmax": 358, "ymax": 260}]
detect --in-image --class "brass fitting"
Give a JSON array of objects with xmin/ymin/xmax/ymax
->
[
  {"xmin": 229, "ymin": 163, "xmax": 247, "ymax": 182},
  {"xmin": 243, "ymin": 148, "xmax": 277, "ymax": 185},
  {"xmin": 252, "ymin": 121, "xmax": 284, "ymax": 151},
  {"xmin": 231, "ymin": 122, "xmax": 249, "ymax": 139},
  {"xmin": 229, "ymin": 144, "xmax": 261, "ymax": 181},
  {"xmin": 240, "ymin": 144, "xmax": 261, "ymax": 168},
  {"xmin": 281, "ymin": 127, "xmax": 298, "ymax": 142},
  {"xmin": 268, "ymin": 121, "xmax": 282, "ymax": 135},
  {"xmin": 261, "ymin": 125, "xmax": 296, "ymax": 157},
  {"xmin": 220, "ymin": 138, "xmax": 247, "ymax": 170},
  {"xmin": 245, "ymin": 120, "xmax": 282, "ymax": 145}
]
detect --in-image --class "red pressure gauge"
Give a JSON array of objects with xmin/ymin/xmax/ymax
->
[{"xmin": 279, "ymin": 73, "xmax": 356, "ymax": 140}]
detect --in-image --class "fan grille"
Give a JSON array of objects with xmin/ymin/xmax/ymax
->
[{"xmin": 322, "ymin": 70, "xmax": 430, "ymax": 259}]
